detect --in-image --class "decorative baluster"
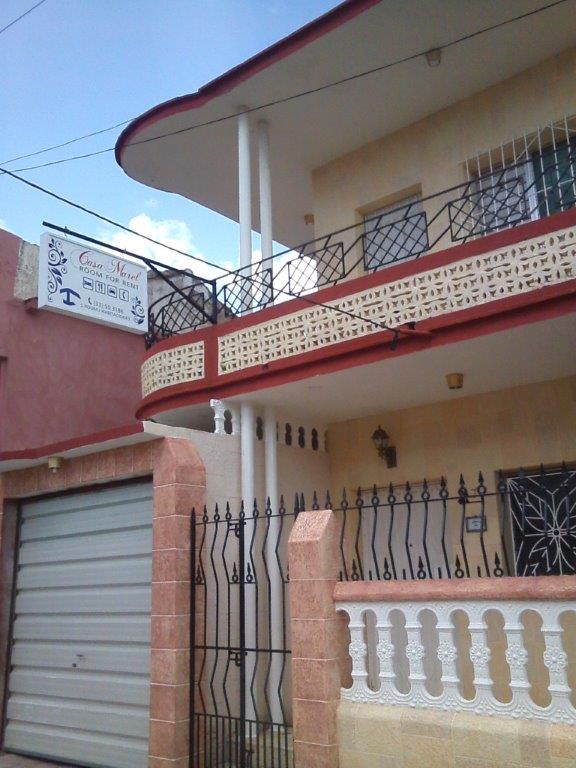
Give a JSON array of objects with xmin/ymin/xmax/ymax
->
[
  {"xmin": 503, "ymin": 605, "xmax": 531, "ymax": 716},
  {"xmin": 435, "ymin": 603, "xmax": 460, "ymax": 706},
  {"xmin": 467, "ymin": 604, "xmax": 493, "ymax": 711},
  {"xmin": 540, "ymin": 602, "xmax": 572, "ymax": 722},
  {"xmin": 402, "ymin": 604, "xmax": 427, "ymax": 705},
  {"xmin": 344, "ymin": 605, "xmax": 369, "ymax": 701},
  {"xmin": 375, "ymin": 605, "xmax": 397, "ymax": 704}
]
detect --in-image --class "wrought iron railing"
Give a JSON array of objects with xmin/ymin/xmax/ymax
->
[
  {"xmin": 318, "ymin": 464, "xmax": 576, "ymax": 582},
  {"xmin": 148, "ymin": 144, "xmax": 576, "ymax": 346}
]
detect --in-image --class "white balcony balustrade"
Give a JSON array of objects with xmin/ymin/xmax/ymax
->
[{"xmin": 336, "ymin": 579, "xmax": 576, "ymax": 724}]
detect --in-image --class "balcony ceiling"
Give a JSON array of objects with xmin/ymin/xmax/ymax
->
[
  {"xmin": 154, "ymin": 313, "xmax": 576, "ymax": 430},
  {"xmin": 116, "ymin": 0, "xmax": 576, "ymax": 249}
]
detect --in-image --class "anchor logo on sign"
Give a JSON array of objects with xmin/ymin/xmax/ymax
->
[{"xmin": 60, "ymin": 287, "xmax": 81, "ymax": 306}]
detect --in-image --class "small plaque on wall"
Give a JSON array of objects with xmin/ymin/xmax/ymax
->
[{"xmin": 465, "ymin": 515, "xmax": 487, "ymax": 533}]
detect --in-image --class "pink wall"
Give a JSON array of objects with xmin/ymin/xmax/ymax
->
[{"xmin": 0, "ymin": 229, "xmax": 143, "ymax": 453}]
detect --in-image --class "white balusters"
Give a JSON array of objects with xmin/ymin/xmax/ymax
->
[
  {"xmin": 503, "ymin": 605, "xmax": 532, "ymax": 714},
  {"xmin": 403, "ymin": 604, "xmax": 427, "ymax": 702},
  {"xmin": 468, "ymin": 605, "xmax": 493, "ymax": 710},
  {"xmin": 435, "ymin": 604, "xmax": 460, "ymax": 703},
  {"xmin": 337, "ymin": 599, "xmax": 575, "ymax": 723},
  {"xmin": 541, "ymin": 603, "xmax": 573, "ymax": 722}
]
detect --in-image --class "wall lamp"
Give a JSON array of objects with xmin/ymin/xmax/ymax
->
[
  {"xmin": 371, "ymin": 426, "xmax": 397, "ymax": 468},
  {"xmin": 47, "ymin": 456, "xmax": 64, "ymax": 473}
]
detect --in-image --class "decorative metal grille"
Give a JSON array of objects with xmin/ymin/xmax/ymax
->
[{"xmin": 507, "ymin": 467, "xmax": 576, "ymax": 576}]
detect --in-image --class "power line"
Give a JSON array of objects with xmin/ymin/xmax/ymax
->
[
  {"xmin": 0, "ymin": 0, "xmax": 48, "ymax": 36},
  {"xmin": 0, "ymin": 166, "xmax": 428, "ymax": 342},
  {"xmin": 1, "ymin": 0, "xmax": 571, "ymax": 172}
]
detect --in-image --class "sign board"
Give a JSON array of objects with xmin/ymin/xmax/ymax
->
[{"xmin": 38, "ymin": 233, "xmax": 148, "ymax": 333}]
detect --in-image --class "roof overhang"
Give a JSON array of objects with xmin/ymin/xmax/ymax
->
[{"xmin": 116, "ymin": 0, "xmax": 576, "ymax": 248}]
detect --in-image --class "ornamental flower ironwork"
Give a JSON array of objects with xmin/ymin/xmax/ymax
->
[
  {"xmin": 46, "ymin": 237, "xmax": 68, "ymax": 302},
  {"xmin": 405, "ymin": 641, "xmax": 425, "ymax": 662},
  {"xmin": 437, "ymin": 642, "xmax": 457, "ymax": 664},
  {"xmin": 505, "ymin": 646, "xmax": 529, "ymax": 669},
  {"xmin": 469, "ymin": 645, "xmax": 491, "ymax": 665},
  {"xmin": 543, "ymin": 648, "xmax": 568, "ymax": 673},
  {"xmin": 376, "ymin": 641, "xmax": 395, "ymax": 661},
  {"xmin": 348, "ymin": 640, "xmax": 367, "ymax": 663}
]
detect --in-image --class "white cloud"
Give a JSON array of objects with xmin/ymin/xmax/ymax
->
[{"xmin": 100, "ymin": 213, "xmax": 233, "ymax": 280}]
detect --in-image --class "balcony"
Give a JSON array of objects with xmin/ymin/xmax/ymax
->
[{"xmin": 139, "ymin": 149, "xmax": 576, "ymax": 422}]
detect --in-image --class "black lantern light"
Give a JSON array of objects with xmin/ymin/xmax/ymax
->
[{"xmin": 371, "ymin": 425, "xmax": 397, "ymax": 468}]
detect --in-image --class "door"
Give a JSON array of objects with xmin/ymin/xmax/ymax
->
[{"xmin": 4, "ymin": 481, "xmax": 153, "ymax": 768}]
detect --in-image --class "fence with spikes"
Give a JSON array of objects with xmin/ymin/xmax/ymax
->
[{"xmin": 322, "ymin": 465, "xmax": 576, "ymax": 582}]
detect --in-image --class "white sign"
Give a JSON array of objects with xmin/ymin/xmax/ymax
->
[{"xmin": 38, "ymin": 233, "xmax": 148, "ymax": 333}]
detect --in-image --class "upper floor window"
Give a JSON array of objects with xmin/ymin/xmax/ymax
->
[
  {"xmin": 362, "ymin": 194, "xmax": 428, "ymax": 271},
  {"xmin": 464, "ymin": 116, "xmax": 576, "ymax": 237}
]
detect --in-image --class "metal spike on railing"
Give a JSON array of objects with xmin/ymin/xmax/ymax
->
[
  {"xmin": 422, "ymin": 478, "xmax": 430, "ymax": 501},
  {"xmin": 351, "ymin": 559, "xmax": 360, "ymax": 581},
  {"xmin": 225, "ymin": 501, "xmax": 231, "ymax": 520},
  {"xmin": 494, "ymin": 553, "xmax": 504, "ymax": 577},
  {"xmin": 294, "ymin": 493, "xmax": 300, "ymax": 515},
  {"xmin": 325, "ymin": 490, "xmax": 332, "ymax": 510},
  {"xmin": 312, "ymin": 491, "xmax": 319, "ymax": 511},
  {"xmin": 252, "ymin": 498, "xmax": 259, "ymax": 518},
  {"xmin": 341, "ymin": 488, "xmax": 348, "ymax": 511},
  {"xmin": 202, "ymin": 505, "xmax": 209, "ymax": 523},
  {"xmin": 497, "ymin": 470, "xmax": 506, "ymax": 495},
  {"xmin": 214, "ymin": 503, "xmax": 220, "ymax": 521},
  {"xmin": 239, "ymin": 500, "xmax": 245, "ymax": 520},
  {"xmin": 300, "ymin": 492, "xmax": 306, "ymax": 511},
  {"xmin": 382, "ymin": 558, "xmax": 392, "ymax": 581},
  {"xmin": 232, "ymin": 562, "xmax": 239, "ymax": 584},
  {"xmin": 404, "ymin": 480, "xmax": 413, "ymax": 503},
  {"xmin": 477, "ymin": 471, "xmax": 486, "ymax": 495},
  {"xmin": 279, "ymin": 495, "xmax": 286, "ymax": 516},
  {"xmin": 454, "ymin": 555, "xmax": 464, "ymax": 579},
  {"xmin": 371, "ymin": 484, "xmax": 379, "ymax": 507},
  {"xmin": 440, "ymin": 475, "xmax": 448, "ymax": 499},
  {"xmin": 417, "ymin": 557, "xmax": 426, "ymax": 579},
  {"xmin": 388, "ymin": 482, "xmax": 396, "ymax": 504},
  {"xmin": 356, "ymin": 486, "xmax": 363, "ymax": 508},
  {"xmin": 195, "ymin": 564, "xmax": 204, "ymax": 585},
  {"xmin": 245, "ymin": 563, "xmax": 254, "ymax": 583},
  {"xmin": 265, "ymin": 497, "xmax": 272, "ymax": 517}
]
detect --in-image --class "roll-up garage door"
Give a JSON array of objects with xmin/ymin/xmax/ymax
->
[{"xmin": 4, "ymin": 481, "xmax": 153, "ymax": 768}]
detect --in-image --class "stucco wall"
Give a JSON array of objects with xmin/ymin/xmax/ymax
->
[
  {"xmin": 312, "ymin": 47, "xmax": 576, "ymax": 264},
  {"xmin": 327, "ymin": 375, "xmax": 576, "ymax": 496},
  {"xmin": 0, "ymin": 229, "xmax": 143, "ymax": 453},
  {"xmin": 337, "ymin": 701, "xmax": 576, "ymax": 768}
]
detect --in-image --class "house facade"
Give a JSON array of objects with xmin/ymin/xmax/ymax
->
[{"xmin": 1, "ymin": 1, "xmax": 576, "ymax": 767}]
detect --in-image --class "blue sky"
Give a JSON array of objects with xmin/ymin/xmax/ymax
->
[{"xmin": 0, "ymin": 0, "xmax": 338, "ymax": 272}]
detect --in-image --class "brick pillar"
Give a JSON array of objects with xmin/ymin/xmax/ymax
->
[
  {"xmin": 149, "ymin": 439, "xmax": 206, "ymax": 768},
  {"xmin": 288, "ymin": 509, "xmax": 346, "ymax": 768}
]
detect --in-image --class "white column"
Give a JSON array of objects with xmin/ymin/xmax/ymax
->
[
  {"xmin": 258, "ymin": 121, "xmax": 273, "ymax": 264},
  {"xmin": 240, "ymin": 401, "xmax": 256, "ymax": 721},
  {"xmin": 264, "ymin": 406, "xmax": 282, "ymax": 722},
  {"xmin": 210, "ymin": 398, "xmax": 226, "ymax": 435},
  {"xmin": 238, "ymin": 111, "xmax": 252, "ymax": 271}
]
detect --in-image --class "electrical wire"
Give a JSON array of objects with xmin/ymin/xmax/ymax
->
[
  {"xmin": 0, "ymin": 166, "xmax": 427, "ymax": 341},
  {"xmin": 0, "ymin": 0, "xmax": 48, "ymax": 36},
  {"xmin": 0, "ymin": 0, "xmax": 571, "ymax": 171}
]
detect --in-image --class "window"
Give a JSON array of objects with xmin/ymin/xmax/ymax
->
[
  {"xmin": 362, "ymin": 194, "xmax": 428, "ymax": 271},
  {"xmin": 533, "ymin": 139, "xmax": 576, "ymax": 217}
]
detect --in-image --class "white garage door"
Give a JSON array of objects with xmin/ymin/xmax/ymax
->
[{"xmin": 4, "ymin": 481, "xmax": 153, "ymax": 768}]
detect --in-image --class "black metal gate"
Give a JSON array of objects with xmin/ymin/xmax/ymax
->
[{"xmin": 191, "ymin": 500, "xmax": 296, "ymax": 768}]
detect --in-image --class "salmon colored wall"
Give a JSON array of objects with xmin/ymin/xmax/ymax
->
[
  {"xmin": 0, "ymin": 229, "xmax": 143, "ymax": 452},
  {"xmin": 312, "ymin": 46, "xmax": 576, "ymax": 268}
]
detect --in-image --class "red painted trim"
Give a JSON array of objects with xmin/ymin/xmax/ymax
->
[
  {"xmin": 137, "ymin": 210, "xmax": 576, "ymax": 419},
  {"xmin": 0, "ymin": 423, "xmax": 145, "ymax": 462},
  {"xmin": 334, "ymin": 575, "xmax": 576, "ymax": 603},
  {"xmin": 137, "ymin": 285, "xmax": 576, "ymax": 420},
  {"xmin": 143, "ymin": 206, "xmax": 576, "ymax": 362},
  {"xmin": 115, "ymin": 0, "xmax": 382, "ymax": 164}
]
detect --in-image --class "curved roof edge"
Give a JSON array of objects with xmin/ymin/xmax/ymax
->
[{"xmin": 115, "ymin": 0, "xmax": 382, "ymax": 165}]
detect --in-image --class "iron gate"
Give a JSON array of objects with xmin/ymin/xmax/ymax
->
[{"xmin": 191, "ymin": 500, "xmax": 296, "ymax": 768}]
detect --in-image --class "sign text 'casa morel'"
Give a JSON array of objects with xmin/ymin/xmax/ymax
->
[{"xmin": 38, "ymin": 233, "xmax": 148, "ymax": 333}]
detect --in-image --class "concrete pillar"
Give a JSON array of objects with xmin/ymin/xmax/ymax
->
[{"xmin": 238, "ymin": 111, "xmax": 252, "ymax": 271}]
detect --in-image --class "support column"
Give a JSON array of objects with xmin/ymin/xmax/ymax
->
[
  {"xmin": 288, "ymin": 510, "xmax": 345, "ymax": 768},
  {"xmin": 264, "ymin": 406, "xmax": 282, "ymax": 723},
  {"xmin": 238, "ymin": 111, "xmax": 252, "ymax": 271},
  {"xmin": 240, "ymin": 402, "xmax": 256, "ymax": 722},
  {"xmin": 258, "ymin": 120, "xmax": 273, "ymax": 264}
]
